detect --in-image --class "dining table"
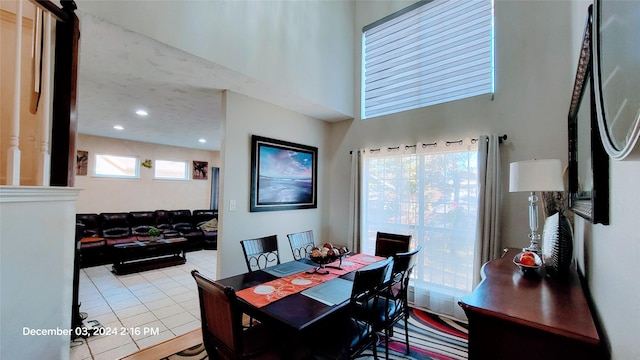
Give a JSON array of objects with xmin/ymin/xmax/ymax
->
[{"xmin": 216, "ymin": 253, "xmax": 386, "ymax": 333}]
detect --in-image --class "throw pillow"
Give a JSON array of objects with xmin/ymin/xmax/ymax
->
[{"xmin": 199, "ymin": 218, "xmax": 218, "ymax": 231}]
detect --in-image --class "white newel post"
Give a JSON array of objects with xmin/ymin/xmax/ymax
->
[
  {"xmin": 37, "ymin": 12, "xmax": 53, "ymax": 186},
  {"xmin": 7, "ymin": 0, "xmax": 23, "ymax": 185}
]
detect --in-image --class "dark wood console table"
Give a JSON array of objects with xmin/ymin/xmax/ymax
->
[
  {"xmin": 112, "ymin": 237, "xmax": 187, "ymax": 275},
  {"xmin": 459, "ymin": 248, "xmax": 607, "ymax": 360}
]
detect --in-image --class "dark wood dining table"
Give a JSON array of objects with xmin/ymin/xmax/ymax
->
[{"xmin": 215, "ymin": 256, "xmax": 368, "ymax": 332}]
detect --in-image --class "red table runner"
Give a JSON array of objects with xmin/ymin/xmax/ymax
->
[{"xmin": 237, "ymin": 253, "xmax": 384, "ymax": 308}]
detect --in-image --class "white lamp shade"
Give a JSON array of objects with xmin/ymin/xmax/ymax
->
[{"xmin": 509, "ymin": 159, "xmax": 564, "ymax": 192}]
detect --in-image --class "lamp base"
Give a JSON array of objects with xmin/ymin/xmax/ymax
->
[
  {"xmin": 524, "ymin": 192, "xmax": 542, "ymax": 257},
  {"xmin": 523, "ymin": 245, "xmax": 542, "ymax": 256},
  {"xmin": 523, "ymin": 231, "xmax": 542, "ymax": 257}
]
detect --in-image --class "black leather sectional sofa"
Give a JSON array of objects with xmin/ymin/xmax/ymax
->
[{"xmin": 76, "ymin": 209, "xmax": 218, "ymax": 267}]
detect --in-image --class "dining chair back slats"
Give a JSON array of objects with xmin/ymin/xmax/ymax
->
[
  {"xmin": 192, "ymin": 270, "xmax": 282, "ymax": 360},
  {"xmin": 287, "ymin": 230, "xmax": 315, "ymax": 260},
  {"xmin": 241, "ymin": 235, "xmax": 280, "ymax": 272},
  {"xmin": 378, "ymin": 246, "xmax": 422, "ymax": 357},
  {"xmin": 192, "ymin": 271, "xmax": 242, "ymax": 358},
  {"xmin": 304, "ymin": 257, "xmax": 392, "ymax": 360},
  {"xmin": 347, "ymin": 257, "xmax": 393, "ymax": 360},
  {"xmin": 375, "ymin": 232, "xmax": 411, "ymax": 258}
]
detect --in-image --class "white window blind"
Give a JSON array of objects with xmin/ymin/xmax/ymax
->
[{"xmin": 362, "ymin": 0, "xmax": 494, "ymax": 119}]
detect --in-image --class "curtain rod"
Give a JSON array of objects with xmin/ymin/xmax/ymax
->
[{"xmin": 350, "ymin": 134, "xmax": 507, "ymax": 154}]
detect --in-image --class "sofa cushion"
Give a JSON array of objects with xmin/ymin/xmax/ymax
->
[
  {"xmin": 80, "ymin": 238, "xmax": 106, "ymax": 249},
  {"xmin": 128, "ymin": 212, "xmax": 156, "ymax": 236},
  {"xmin": 76, "ymin": 213, "xmax": 101, "ymax": 237},
  {"xmin": 103, "ymin": 227, "xmax": 130, "ymax": 238},
  {"xmin": 154, "ymin": 210, "xmax": 171, "ymax": 229}
]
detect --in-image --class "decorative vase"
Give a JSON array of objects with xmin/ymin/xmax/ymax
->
[{"xmin": 542, "ymin": 212, "xmax": 574, "ymax": 278}]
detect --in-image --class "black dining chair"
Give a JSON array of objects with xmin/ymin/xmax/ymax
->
[
  {"xmin": 287, "ymin": 230, "xmax": 316, "ymax": 260},
  {"xmin": 309, "ymin": 257, "xmax": 393, "ymax": 360},
  {"xmin": 372, "ymin": 246, "xmax": 422, "ymax": 358},
  {"xmin": 191, "ymin": 270, "xmax": 282, "ymax": 360},
  {"xmin": 240, "ymin": 235, "xmax": 280, "ymax": 272},
  {"xmin": 374, "ymin": 231, "xmax": 411, "ymax": 258}
]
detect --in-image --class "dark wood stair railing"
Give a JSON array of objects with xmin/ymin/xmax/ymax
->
[
  {"xmin": 29, "ymin": 0, "xmax": 80, "ymax": 187},
  {"xmin": 28, "ymin": 0, "xmax": 81, "ymax": 335}
]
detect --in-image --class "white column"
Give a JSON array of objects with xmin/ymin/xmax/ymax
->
[
  {"xmin": 36, "ymin": 12, "xmax": 52, "ymax": 186},
  {"xmin": 7, "ymin": 0, "xmax": 23, "ymax": 186}
]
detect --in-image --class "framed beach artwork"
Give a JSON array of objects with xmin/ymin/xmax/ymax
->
[{"xmin": 250, "ymin": 135, "xmax": 317, "ymax": 212}]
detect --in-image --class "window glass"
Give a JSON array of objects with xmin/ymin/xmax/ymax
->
[
  {"xmin": 154, "ymin": 160, "xmax": 188, "ymax": 180},
  {"xmin": 94, "ymin": 154, "xmax": 138, "ymax": 178},
  {"xmin": 362, "ymin": 146, "xmax": 478, "ymax": 302}
]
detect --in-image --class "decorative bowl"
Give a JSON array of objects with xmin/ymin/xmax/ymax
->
[
  {"xmin": 309, "ymin": 254, "xmax": 340, "ymax": 265},
  {"xmin": 513, "ymin": 251, "xmax": 543, "ymax": 274},
  {"xmin": 308, "ymin": 246, "xmax": 350, "ymax": 273}
]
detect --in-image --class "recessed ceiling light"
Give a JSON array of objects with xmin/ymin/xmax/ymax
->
[
  {"xmin": 114, "ymin": 125, "xmax": 124, "ymax": 130},
  {"xmin": 135, "ymin": 109, "xmax": 148, "ymax": 117},
  {"xmin": 198, "ymin": 138, "xmax": 206, "ymax": 143}
]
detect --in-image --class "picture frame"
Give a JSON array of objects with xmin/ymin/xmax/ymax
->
[
  {"xmin": 250, "ymin": 135, "xmax": 317, "ymax": 212},
  {"xmin": 592, "ymin": 0, "xmax": 640, "ymax": 160},
  {"xmin": 568, "ymin": 6, "xmax": 609, "ymax": 225},
  {"xmin": 193, "ymin": 161, "xmax": 208, "ymax": 180},
  {"xmin": 76, "ymin": 150, "xmax": 88, "ymax": 176}
]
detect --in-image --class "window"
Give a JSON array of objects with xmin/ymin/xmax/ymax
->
[
  {"xmin": 361, "ymin": 140, "xmax": 478, "ymax": 318},
  {"xmin": 154, "ymin": 160, "xmax": 188, "ymax": 180},
  {"xmin": 362, "ymin": 0, "xmax": 494, "ymax": 119},
  {"xmin": 94, "ymin": 154, "xmax": 139, "ymax": 178}
]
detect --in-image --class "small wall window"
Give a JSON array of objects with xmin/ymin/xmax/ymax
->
[
  {"xmin": 94, "ymin": 154, "xmax": 139, "ymax": 178},
  {"xmin": 154, "ymin": 160, "xmax": 188, "ymax": 180}
]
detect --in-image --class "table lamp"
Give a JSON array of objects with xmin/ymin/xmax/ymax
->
[{"xmin": 509, "ymin": 159, "xmax": 564, "ymax": 255}]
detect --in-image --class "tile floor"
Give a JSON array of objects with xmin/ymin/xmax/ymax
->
[{"xmin": 69, "ymin": 249, "xmax": 216, "ymax": 360}]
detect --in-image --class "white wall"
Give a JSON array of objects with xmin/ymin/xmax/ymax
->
[
  {"xmin": 75, "ymin": 134, "xmax": 219, "ymax": 213},
  {"xmin": 0, "ymin": 187, "xmax": 80, "ymax": 360},
  {"xmin": 76, "ymin": 0, "xmax": 355, "ymax": 120},
  {"xmin": 328, "ymin": 0, "xmax": 575, "ymax": 248},
  {"xmin": 575, "ymin": 161, "xmax": 640, "ymax": 360},
  {"xmin": 217, "ymin": 91, "xmax": 330, "ymax": 278}
]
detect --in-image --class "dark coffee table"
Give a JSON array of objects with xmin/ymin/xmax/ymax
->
[{"xmin": 112, "ymin": 237, "xmax": 188, "ymax": 275}]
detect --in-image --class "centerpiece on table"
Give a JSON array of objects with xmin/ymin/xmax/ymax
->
[
  {"xmin": 148, "ymin": 227, "xmax": 162, "ymax": 241},
  {"xmin": 308, "ymin": 243, "xmax": 350, "ymax": 274}
]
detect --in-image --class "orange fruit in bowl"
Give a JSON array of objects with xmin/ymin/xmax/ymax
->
[
  {"xmin": 519, "ymin": 252, "xmax": 537, "ymax": 266},
  {"xmin": 520, "ymin": 255, "xmax": 536, "ymax": 266}
]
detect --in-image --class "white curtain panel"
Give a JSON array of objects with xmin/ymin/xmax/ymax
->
[
  {"xmin": 412, "ymin": 138, "xmax": 478, "ymax": 320},
  {"xmin": 473, "ymin": 134, "xmax": 502, "ymax": 287},
  {"xmin": 348, "ymin": 150, "xmax": 364, "ymax": 253},
  {"xmin": 356, "ymin": 138, "xmax": 479, "ymax": 320}
]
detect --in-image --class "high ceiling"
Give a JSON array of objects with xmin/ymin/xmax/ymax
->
[
  {"xmin": 77, "ymin": 12, "xmax": 223, "ymax": 152},
  {"xmin": 75, "ymin": 11, "xmax": 351, "ymax": 153}
]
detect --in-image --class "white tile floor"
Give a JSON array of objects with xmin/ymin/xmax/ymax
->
[{"xmin": 69, "ymin": 250, "xmax": 217, "ymax": 360}]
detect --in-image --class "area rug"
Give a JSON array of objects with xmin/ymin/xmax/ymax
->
[{"xmin": 161, "ymin": 309, "xmax": 468, "ymax": 360}]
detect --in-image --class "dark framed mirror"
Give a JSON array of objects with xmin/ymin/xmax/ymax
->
[
  {"xmin": 593, "ymin": 0, "xmax": 640, "ymax": 160},
  {"xmin": 568, "ymin": 6, "xmax": 609, "ymax": 225}
]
